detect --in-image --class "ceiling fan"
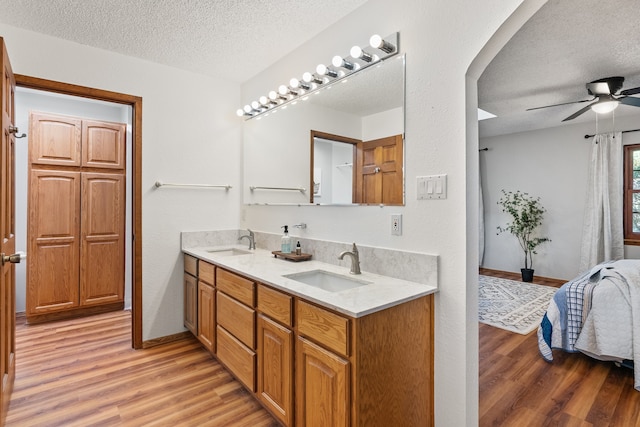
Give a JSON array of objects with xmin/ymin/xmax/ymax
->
[{"xmin": 527, "ymin": 76, "xmax": 640, "ymax": 122}]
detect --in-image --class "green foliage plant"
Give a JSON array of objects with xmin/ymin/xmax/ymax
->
[{"xmin": 497, "ymin": 189, "xmax": 550, "ymax": 270}]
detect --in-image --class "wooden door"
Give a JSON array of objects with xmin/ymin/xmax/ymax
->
[
  {"xmin": 296, "ymin": 336, "xmax": 349, "ymax": 427},
  {"xmin": 257, "ymin": 314, "xmax": 293, "ymax": 427},
  {"xmin": 197, "ymin": 281, "xmax": 215, "ymax": 353},
  {"xmin": 184, "ymin": 273, "xmax": 197, "ymax": 334},
  {"xmin": 27, "ymin": 170, "xmax": 81, "ymax": 315},
  {"xmin": 0, "ymin": 37, "xmax": 17, "ymax": 424},
  {"xmin": 355, "ymin": 134, "xmax": 403, "ymax": 204},
  {"xmin": 80, "ymin": 172, "xmax": 124, "ymax": 306}
]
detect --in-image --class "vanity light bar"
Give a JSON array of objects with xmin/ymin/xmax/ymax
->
[{"xmin": 236, "ymin": 32, "xmax": 399, "ymax": 119}]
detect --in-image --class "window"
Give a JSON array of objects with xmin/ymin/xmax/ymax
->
[{"xmin": 624, "ymin": 144, "xmax": 640, "ymax": 243}]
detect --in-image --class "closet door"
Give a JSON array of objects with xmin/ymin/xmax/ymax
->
[
  {"xmin": 29, "ymin": 112, "xmax": 81, "ymax": 167},
  {"xmin": 82, "ymin": 120, "xmax": 126, "ymax": 170},
  {"xmin": 80, "ymin": 172, "xmax": 125, "ymax": 306},
  {"xmin": 27, "ymin": 170, "xmax": 81, "ymax": 315}
]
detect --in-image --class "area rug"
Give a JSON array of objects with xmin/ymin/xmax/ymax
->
[{"xmin": 478, "ymin": 275, "xmax": 559, "ymax": 335}]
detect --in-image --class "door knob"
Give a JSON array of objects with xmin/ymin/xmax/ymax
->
[
  {"xmin": 2, "ymin": 252, "xmax": 25, "ymax": 265},
  {"xmin": 8, "ymin": 126, "xmax": 26, "ymax": 139}
]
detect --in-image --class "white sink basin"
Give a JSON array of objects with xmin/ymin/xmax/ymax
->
[
  {"xmin": 206, "ymin": 248, "xmax": 252, "ymax": 257},
  {"xmin": 283, "ymin": 269, "xmax": 370, "ymax": 292}
]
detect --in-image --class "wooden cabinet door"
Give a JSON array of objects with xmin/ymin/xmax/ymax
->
[
  {"xmin": 296, "ymin": 336, "xmax": 349, "ymax": 427},
  {"xmin": 257, "ymin": 314, "xmax": 293, "ymax": 427},
  {"xmin": 27, "ymin": 170, "xmax": 81, "ymax": 315},
  {"xmin": 82, "ymin": 120, "xmax": 126, "ymax": 170},
  {"xmin": 355, "ymin": 134, "xmax": 403, "ymax": 205},
  {"xmin": 80, "ymin": 173, "xmax": 125, "ymax": 306},
  {"xmin": 29, "ymin": 112, "xmax": 81, "ymax": 167},
  {"xmin": 197, "ymin": 281, "xmax": 215, "ymax": 353},
  {"xmin": 184, "ymin": 273, "xmax": 197, "ymax": 334}
]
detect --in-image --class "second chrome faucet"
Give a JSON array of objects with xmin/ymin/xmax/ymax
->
[{"xmin": 338, "ymin": 243, "xmax": 361, "ymax": 275}]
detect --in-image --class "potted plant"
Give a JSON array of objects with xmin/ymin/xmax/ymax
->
[{"xmin": 497, "ymin": 189, "xmax": 550, "ymax": 282}]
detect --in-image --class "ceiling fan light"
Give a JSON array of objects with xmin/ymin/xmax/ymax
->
[{"xmin": 591, "ymin": 99, "xmax": 619, "ymax": 114}]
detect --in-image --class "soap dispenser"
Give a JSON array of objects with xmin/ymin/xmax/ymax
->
[{"xmin": 281, "ymin": 225, "xmax": 292, "ymax": 254}]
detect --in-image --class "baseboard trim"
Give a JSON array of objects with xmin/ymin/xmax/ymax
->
[
  {"xmin": 142, "ymin": 331, "xmax": 193, "ymax": 349},
  {"xmin": 479, "ymin": 267, "xmax": 566, "ymax": 287}
]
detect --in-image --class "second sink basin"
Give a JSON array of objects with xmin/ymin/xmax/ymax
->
[
  {"xmin": 206, "ymin": 248, "xmax": 252, "ymax": 257},
  {"xmin": 283, "ymin": 269, "xmax": 370, "ymax": 292}
]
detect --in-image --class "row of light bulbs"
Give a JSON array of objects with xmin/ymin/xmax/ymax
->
[{"xmin": 236, "ymin": 33, "xmax": 398, "ymax": 118}]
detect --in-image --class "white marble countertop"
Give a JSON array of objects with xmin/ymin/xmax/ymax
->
[{"xmin": 183, "ymin": 245, "xmax": 437, "ymax": 318}]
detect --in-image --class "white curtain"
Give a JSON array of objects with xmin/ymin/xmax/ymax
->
[{"xmin": 579, "ymin": 131, "xmax": 624, "ymax": 272}]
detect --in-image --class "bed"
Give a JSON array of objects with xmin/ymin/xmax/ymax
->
[{"xmin": 537, "ymin": 259, "xmax": 640, "ymax": 391}]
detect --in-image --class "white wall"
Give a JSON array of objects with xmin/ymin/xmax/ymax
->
[
  {"xmin": 0, "ymin": 23, "xmax": 243, "ymax": 342},
  {"xmin": 239, "ymin": 0, "xmax": 539, "ymax": 425},
  {"xmin": 480, "ymin": 113, "xmax": 640, "ymax": 281},
  {"xmin": 14, "ymin": 88, "xmax": 133, "ymax": 313}
]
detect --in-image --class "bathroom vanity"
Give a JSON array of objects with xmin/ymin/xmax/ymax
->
[{"xmin": 182, "ymin": 241, "xmax": 436, "ymax": 427}]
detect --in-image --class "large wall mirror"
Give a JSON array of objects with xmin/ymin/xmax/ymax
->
[{"xmin": 243, "ymin": 54, "xmax": 405, "ymax": 205}]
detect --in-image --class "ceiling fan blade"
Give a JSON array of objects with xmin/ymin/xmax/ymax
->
[
  {"xmin": 619, "ymin": 96, "xmax": 640, "ymax": 107},
  {"xmin": 621, "ymin": 87, "xmax": 640, "ymax": 96},
  {"xmin": 526, "ymin": 98, "xmax": 593, "ymax": 111},
  {"xmin": 562, "ymin": 102, "xmax": 596, "ymax": 122},
  {"xmin": 587, "ymin": 81, "xmax": 611, "ymax": 95}
]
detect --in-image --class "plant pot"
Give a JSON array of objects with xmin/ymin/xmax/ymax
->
[{"xmin": 521, "ymin": 268, "xmax": 534, "ymax": 282}]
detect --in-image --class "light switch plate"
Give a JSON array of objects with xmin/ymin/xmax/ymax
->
[{"xmin": 417, "ymin": 174, "xmax": 447, "ymax": 200}]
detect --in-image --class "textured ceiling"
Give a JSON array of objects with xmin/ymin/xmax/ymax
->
[
  {"xmin": 479, "ymin": 0, "xmax": 640, "ymax": 138},
  {"xmin": 0, "ymin": 0, "xmax": 367, "ymax": 83}
]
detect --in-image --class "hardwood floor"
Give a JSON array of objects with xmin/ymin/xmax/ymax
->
[
  {"xmin": 7, "ymin": 274, "xmax": 640, "ymax": 426},
  {"xmin": 6, "ymin": 310, "xmax": 278, "ymax": 426},
  {"xmin": 479, "ymin": 270, "xmax": 640, "ymax": 427}
]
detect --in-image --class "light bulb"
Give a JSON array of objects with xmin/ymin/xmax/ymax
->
[
  {"xmin": 303, "ymin": 72, "xmax": 323, "ymax": 84},
  {"xmin": 369, "ymin": 34, "xmax": 395, "ymax": 53},
  {"xmin": 268, "ymin": 91, "xmax": 278, "ymax": 101},
  {"xmin": 243, "ymin": 105, "xmax": 252, "ymax": 114},
  {"xmin": 290, "ymin": 78, "xmax": 300, "ymax": 88},
  {"xmin": 350, "ymin": 45, "xmax": 373, "ymax": 62},
  {"xmin": 259, "ymin": 96, "xmax": 268, "ymax": 106},
  {"xmin": 316, "ymin": 64, "xmax": 338, "ymax": 78},
  {"xmin": 236, "ymin": 108, "xmax": 244, "ymax": 117},
  {"xmin": 332, "ymin": 55, "xmax": 355, "ymax": 70},
  {"xmin": 251, "ymin": 101, "xmax": 260, "ymax": 110},
  {"xmin": 591, "ymin": 98, "xmax": 620, "ymax": 114},
  {"xmin": 278, "ymin": 85, "xmax": 289, "ymax": 96}
]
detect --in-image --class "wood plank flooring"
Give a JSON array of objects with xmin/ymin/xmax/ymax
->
[
  {"xmin": 5, "ymin": 310, "xmax": 278, "ymax": 426},
  {"xmin": 7, "ymin": 273, "xmax": 640, "ymax": 426},
  {"xmin": 479, "ymin": 270, "xmax": 640, "ymax": 427}
]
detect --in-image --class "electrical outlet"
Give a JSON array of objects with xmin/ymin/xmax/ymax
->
[{"xmin": 391, "ymin": 214, "xmax": 402, "ymax": 236}]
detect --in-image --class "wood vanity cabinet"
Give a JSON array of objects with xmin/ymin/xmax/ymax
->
[
  {"xmin": 197, "ymin": 260, "xmax": 216, "ymax": 353},
  {"xmin": 182, "ymin": 255, "xmax": 435, "ymax": 426},
  {"xmin": 215, "ymin": 268, "xmax": 257, "ymax": 391},
  {"xmin": 257, "ymin": 285, "xmax": 294, "ymax": 427}
]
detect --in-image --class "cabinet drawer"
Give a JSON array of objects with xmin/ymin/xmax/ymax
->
[
  {"xmin": 199, "ymin": 260, "xmax": 215, "ymax": 285},
  {"xmin": 217, "ymin": 268, "xmax": 255, "ymax": 307},
  {"xmin": 217, "ymin": 326, "xmax": 256, "ymax": 392},
  {"xmin": 297, "ymin": 300, "xmax": 349, "ymax": 357},
  {"xmin": 217, "ymin": 291, "xmax": 255, "ymax": 349},
  {"xmin": 184, "ymin": 254, "xmax": 197, "ymax": 277},
  {"xmin": 258, "ymin": 285, "xmax": 292, "ymax": 327}
]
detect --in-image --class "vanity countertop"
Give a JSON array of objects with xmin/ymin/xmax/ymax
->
[{"xmin": 183, "ymin": 245, "xmax": 437, "ymax": 318}]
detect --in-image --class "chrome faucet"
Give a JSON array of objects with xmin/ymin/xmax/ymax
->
[
  {"xmin": 338, "ymin": 243, "xmax": 361, "ymax": 275},
  {"xmin": 238, "ymin": 229, "xmax": 256, "ymax": 250}
]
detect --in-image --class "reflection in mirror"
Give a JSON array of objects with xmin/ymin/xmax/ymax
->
[{"xmin": 243, "ymin": 55, "xmax": 405, "ymax": 205}]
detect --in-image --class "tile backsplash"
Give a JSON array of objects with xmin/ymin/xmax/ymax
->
[{"xmin": 181, "ymin": 229, "xmax": 438, "ymax": 288}]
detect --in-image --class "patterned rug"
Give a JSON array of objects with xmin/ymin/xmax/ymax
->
[{"xmin": 479, "ymin": 275, "xmax": 559, "ymax": 335}]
